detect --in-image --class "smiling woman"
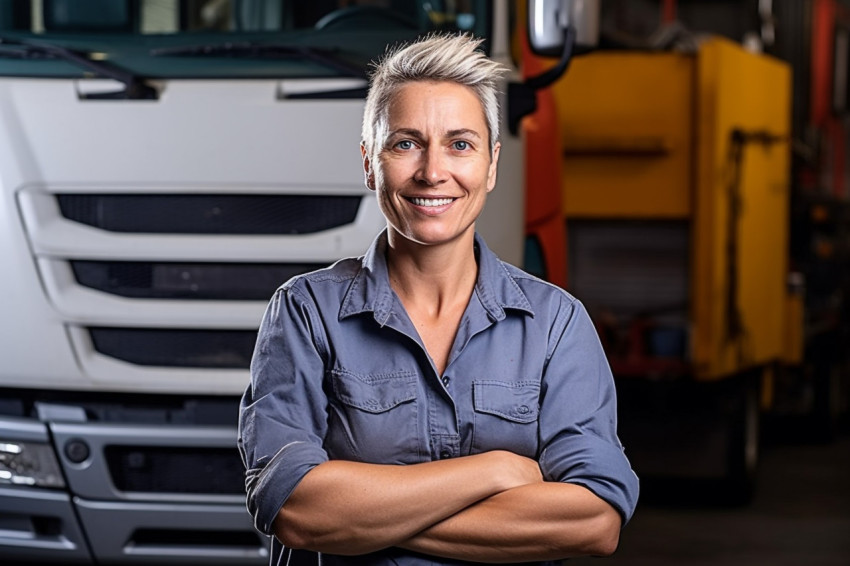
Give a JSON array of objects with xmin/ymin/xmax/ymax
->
[
  {"xmin": 365, "ymin": 80, "xmax": 500, "ymax": 255},
  {"xmin": 238, "ymin": 34, "xmax": 639, "ymax": 566}
]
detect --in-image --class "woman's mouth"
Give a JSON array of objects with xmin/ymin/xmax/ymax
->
[{"xmin": 407, "ymin": 197, "xmax": 455, "ymax": 207}]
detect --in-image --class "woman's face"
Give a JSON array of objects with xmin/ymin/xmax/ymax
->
[{"xmin": 362, "ymin": 80, "xmax": 500, "ymax": 250}]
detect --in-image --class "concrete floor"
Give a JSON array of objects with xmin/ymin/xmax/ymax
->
[{"xmin": 571, "ymin": 421, "xmax": 850, "ymax": 566}]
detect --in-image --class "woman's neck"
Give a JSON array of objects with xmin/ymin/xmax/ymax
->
[
  {"xmin": 385, "ymin": 230, "xmax": 478, "ymax": 375},
  {"xmin": 385, "ymin": 231, "xmax": 478, "ymax": 318}
]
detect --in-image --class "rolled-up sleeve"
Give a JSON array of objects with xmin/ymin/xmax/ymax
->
[
  {"xmin": 537, "ymin": 298, "xmax": 639, "ymax": 524},
  {"xmin": 237, "ymin": 286, "xmax": 330, "ymax": 535}
]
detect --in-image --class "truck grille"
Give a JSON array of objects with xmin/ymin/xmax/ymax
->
[
  {"xmin": 57, "ymin": 194, "xmax": 361, "ymax": 234},
  {"xmin": 19, "ymin": 186, "xmax": 374, "ymax": 378},
  {"xmin": 89, "ymin": 328, "xmax": 257, "ymax": 369},
  {"xmin": 71, "ymin": 260, "xmax": 322, "ymax": 300},
  {"xmin": 104, "ymin": 446, "xmax": 244, "ymax": 495}
]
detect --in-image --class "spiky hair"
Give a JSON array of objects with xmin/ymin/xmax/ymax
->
[{"xmin": 361, "ymin": 33, "xmax": 507, "ymax": 158}]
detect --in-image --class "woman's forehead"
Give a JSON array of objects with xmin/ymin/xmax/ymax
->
[{"xmin": 385, "ymin": 81, "xmax": 487, "ymax": 132}]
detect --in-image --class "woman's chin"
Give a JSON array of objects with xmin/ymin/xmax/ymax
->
[{"xmin": 392, "ymin": 226, "xmax": 474, "ymax": 249}]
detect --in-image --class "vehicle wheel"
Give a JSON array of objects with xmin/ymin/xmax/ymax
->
[{"xmin": 725, "ymin": 374, "xmax": 760, "ymax": 504}]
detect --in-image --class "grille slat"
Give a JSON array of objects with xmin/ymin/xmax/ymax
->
[
  {"xmin": 71, "ymin": 261, "xmax": 322, "ymax": 301},
  {"xmin": 89, "ymin": 328, "xmax": 257, "ymax": 369},
  {"xmin": 57, "ymin": 194, "xmax": 361, "ymax": 234}
]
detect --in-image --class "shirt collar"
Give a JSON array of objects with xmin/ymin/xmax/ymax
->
[{"xmin": 339, "ymin": 230, "xmax": 534, "ymax": 324}]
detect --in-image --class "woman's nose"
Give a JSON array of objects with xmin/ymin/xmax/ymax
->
[{"xmin": 413, "ymin": 148, "xmax": 449, "ymax": 185}]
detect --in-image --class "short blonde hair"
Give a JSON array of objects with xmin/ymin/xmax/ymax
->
[{"xmin": 361, "ymin": 34, "xmax": 507, "ymax": 159}]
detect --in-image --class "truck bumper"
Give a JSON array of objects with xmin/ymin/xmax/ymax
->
[
  {"xmin": 1, "ymin": 414, "xmax": 268, "ymax": 564},
  {"xmin": 0, "ymin": 486, "xmax": 90, "ymax": 563},
  {"xmin": 75, "ymin": 499, "xmax": 268, "ymax": 564}
]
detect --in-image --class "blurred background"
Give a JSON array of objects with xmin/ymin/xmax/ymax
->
[{"xmin": 0, "ymin": 1, "xmax": 847, "ymax": 564}]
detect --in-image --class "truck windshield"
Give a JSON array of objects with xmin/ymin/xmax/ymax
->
[{"xmin": 0, "ymin": 0, "xmax": 490, "ymax": 79}]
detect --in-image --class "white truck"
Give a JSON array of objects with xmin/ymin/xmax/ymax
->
[{"xmin": 0, "ymin": 1, "xmax": 589, "ymax": 563}]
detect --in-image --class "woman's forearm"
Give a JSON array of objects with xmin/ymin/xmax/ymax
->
[
  {"xmin": 398, "ymin": 481, "xmax": 622, "ymax": 563},
  {"xmin": 274, "ymin": 451, "xmax": 542, "ymax": 555}
]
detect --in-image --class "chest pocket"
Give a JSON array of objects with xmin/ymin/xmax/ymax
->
[
  {"xmin": 326, "ymin": 369, "xmax": 421, "ymax": 464},
  {"xmin": 471, "ymin": 380, "xmax": 540, "ymax": 458}
]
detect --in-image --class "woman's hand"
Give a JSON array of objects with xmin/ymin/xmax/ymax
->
[{"xmin": 485, "ymin": 450, "xmax": 544, "ymax": 491}]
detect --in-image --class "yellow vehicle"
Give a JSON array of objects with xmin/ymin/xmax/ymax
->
[{"xmin": 549, "ymin": 37, "xmax": 796, "ymax": 499}]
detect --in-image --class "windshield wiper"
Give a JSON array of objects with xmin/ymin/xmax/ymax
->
[
  {"xmin": 150, "ymin": 42, "xmax": 366, "ymax": 79},
  {"xmin": 0, "ymin": 36, "xmax": 157, "ymax": 99}
]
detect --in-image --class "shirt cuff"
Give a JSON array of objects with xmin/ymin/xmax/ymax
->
[
  {"xmin": 246, "ymin": 441, "xmax": 329, "ymax": 535},
  {"xmin": 540, "ymin": 434, "xmax": 640, "ymax": 525}
]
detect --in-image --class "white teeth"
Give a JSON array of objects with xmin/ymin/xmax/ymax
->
[{"xmin": 411, "ymin": 198, "xmax": 453, "ymax": 207}]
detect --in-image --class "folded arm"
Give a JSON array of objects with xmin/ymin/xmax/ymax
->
[
  {"xmin": 274, "ymin": 450, "xmax": 543, "ymax": 556},
  {"xmin": 399, "ymin": 481, "xmax": 622, "ymax": 563}
]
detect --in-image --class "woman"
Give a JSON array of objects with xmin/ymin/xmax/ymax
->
[{"xmin": 238, "ymin": 34, "xmax": 638, "ymax": 565}]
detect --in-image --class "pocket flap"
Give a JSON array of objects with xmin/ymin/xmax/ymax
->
[
  {"xmin": 473, "ymin": 380, "xmax": 540, "ymax": 423},
  {"xmin": 332, "ymin": 369, "xmax": 417, "ymax": 414}
]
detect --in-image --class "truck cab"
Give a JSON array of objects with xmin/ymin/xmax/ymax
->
[{"xmin": 0, "ymin": 1, "xmax": 525, "ymax": 563}]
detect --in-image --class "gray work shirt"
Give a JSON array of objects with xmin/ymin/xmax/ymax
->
[{"xmin": 238, "ymin": 231, "xmax": 639, "ymax": 566}]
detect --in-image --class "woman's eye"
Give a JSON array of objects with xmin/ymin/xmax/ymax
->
[{"xmin": 453, "ymin": 140, "xmax": 470, "ymax": 151}]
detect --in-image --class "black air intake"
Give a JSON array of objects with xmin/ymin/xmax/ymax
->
[
  {"xmin": 105, "ymin": 446, "xmax": 245, "ymax": 494},
  {"xmin": 71, "ymin": 261, "xmax": 322, "ymax": 300},
  {"xmin": 89, "ymin": 328, "xmax": 257, "ymax": 368},
  {"xmin": 57, "ymin": 194, "xmax": 360, "ymax": 234}
]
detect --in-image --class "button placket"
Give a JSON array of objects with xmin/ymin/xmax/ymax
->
[{"xmin": 433, "ymin": 434, "xmax": 460, "ymax": 461}]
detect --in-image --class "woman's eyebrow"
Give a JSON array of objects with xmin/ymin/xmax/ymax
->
[
  {"xmin": 385, "ymin": 128, "xmax": 482, "ymax": 143},
  {"xmin": 446, "ymin": 128, "xmax": 482, "ymax": 139},
  {"xmin": 387, "ymin": 128, "xmax": 425, "ymax": 139}
]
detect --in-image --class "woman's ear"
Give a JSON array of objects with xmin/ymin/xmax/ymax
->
[
  {"xmin": 486, "ymin": 142, "xmax": 501, "ymax": 193},
  {"xmin": 360, "ymin": 144, "xmax": 375, "ymax": 191}
]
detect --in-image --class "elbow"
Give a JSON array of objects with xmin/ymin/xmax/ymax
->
[
  {"xmin": 273, "ymin": 512, "xmax": 313, "ymax": 551},
  {"xmin": 590, "ymin": 531, "xmax": 620, "ymax": 557},
  {"xmin": 273, "ymin": 505, "xmax": 333, "ymax": 552},
  {"xmin": 272, "ymin": 508, "xmax": 378, "ymax": 556},
  {"xmin": 586, "ymin": 508, "xmax": 622, "ymax": 557}
]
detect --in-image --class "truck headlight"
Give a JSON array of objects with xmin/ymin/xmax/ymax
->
[{"xmin": 0, "ymin": 441, "xmax": 66, "ymax": 488}]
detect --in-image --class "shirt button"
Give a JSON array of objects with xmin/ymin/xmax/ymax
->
[
  {"xmin": 439, "ymin": 450, "xmax": 452, "ymax": 459},
  {"xmin": 517, "ymin": 405, "xmax": 530, "ymax": 414},
  {"xmin": 441, "ymin": 376, "xmax": 450, "ymax": 387}
]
